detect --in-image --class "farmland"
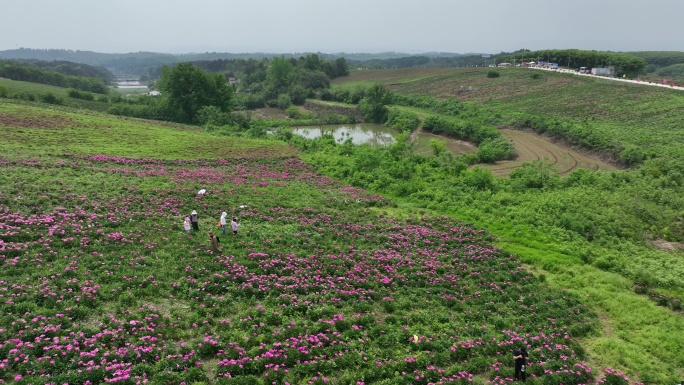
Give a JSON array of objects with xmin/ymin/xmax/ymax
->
[
  {"xmin": 3, "ymin": 60, "xmax": 684, "ymax": 384},
  {"xmin": 0, "ymin": 99, "xmax": 622, "ymax": 385}
]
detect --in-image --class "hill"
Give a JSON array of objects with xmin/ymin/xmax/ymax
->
[
  {"xmin": 334, "ymin": 67, "xmax": 684, "ymax": 162},
  {"xmin": 0, "ymin": 48, "xmax": 488, "ymax": 76},
  {"xmin": 0, "ymin": 99, "xmax": 635, "ymax": 384}
]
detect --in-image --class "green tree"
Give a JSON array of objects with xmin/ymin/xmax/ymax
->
[
  {"xmin": 267, "ymin": 57, "xmax": 295, "ymax": 94},
  {"xmin": 334, "ymin": 57, "xmax": 350, "ymax": 77},
  {"xmin": 359, "ymin": 83, "xmax": 390, "ymax": 123},
  {"xmin": 156, "ymin": 62, "xmax": 233, "ymax": 123}
]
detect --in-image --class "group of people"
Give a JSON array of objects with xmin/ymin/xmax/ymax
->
[{"xmin": 183, "ymin": 210, "xmax": 241, "ymax": 254}]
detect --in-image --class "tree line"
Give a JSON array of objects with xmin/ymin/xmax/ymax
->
[
  {"xmin": 0, "ymin": 59, "xmax": 109, "ymax": 94},
  {"xmin": 499, "ymin": 49, "xmax": 646, "ymax": 75}
]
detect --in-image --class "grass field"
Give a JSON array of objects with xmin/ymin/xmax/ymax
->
[
  {"xmin": 0, "ymin": 100, "xmax": 296, "ymax": 159},
  {"xmin": 0, "ymin": 78, "xmax": 112, "ymax": 111}
]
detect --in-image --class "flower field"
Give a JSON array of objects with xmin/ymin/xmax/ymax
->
[{"xmin": 0, "ymin": 153, "xmax": 620, "ymax": 385}]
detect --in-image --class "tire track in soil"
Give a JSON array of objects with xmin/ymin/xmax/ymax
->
[{"xmin": 482, "ymin": 129, "xmax": 617, "ymax": 177}]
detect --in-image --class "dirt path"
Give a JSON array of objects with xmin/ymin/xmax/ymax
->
[{"xmin": 483, "ymin": 129, "xmax": 618, "ymax": 177}]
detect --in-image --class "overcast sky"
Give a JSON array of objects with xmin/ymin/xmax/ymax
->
[{"xmin": 2, "ymin": 0, "xmax": 682, "ymax": 54}]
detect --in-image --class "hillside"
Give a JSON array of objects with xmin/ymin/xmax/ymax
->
[
  {"xmin": 0, "ymin": 99, "xmax": 641, "ymax": 385},
  {"xmin": 334, "ymin": 67, "xmax": 684, "ymax": 161}
]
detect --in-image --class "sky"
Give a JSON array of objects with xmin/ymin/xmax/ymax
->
[{"xmin": 2, "ymin": 0, "xmax": 683, "ymax": 54}]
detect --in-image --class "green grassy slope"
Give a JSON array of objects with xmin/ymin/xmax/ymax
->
[{"xmin": 0, "ymin": 99, "xmax": 296, "ymax": 159}]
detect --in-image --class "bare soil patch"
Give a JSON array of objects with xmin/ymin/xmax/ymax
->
[
  {"xmin": 0, "ymin": 113, "xmax": 75, "ymax": 129},
  {"xmin": 652, "ymin": 240, "xmax": 684, "ymax": 252}
]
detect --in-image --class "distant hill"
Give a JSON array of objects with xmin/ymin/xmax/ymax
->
[
  {"xmin": 0, "ymin": 48, "xmax": 480, "ymax": 76},
  {"xmin": 9, "ymin": 59, "xmax": 114, "ymax": 84}
]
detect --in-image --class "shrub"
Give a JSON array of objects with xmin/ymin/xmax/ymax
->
[
  {"xmin": 462, "ymin": 167, "xmax": 496, "ymax": 191},
  {"xmin": 0, "ymin": 85, "xmax": 7, "ymax": 98},
  {"xmin": 67, "ymin": 88, "xmax": 95, "ymax": 100},
  {"xmin": 509, "ymin": 161, "xmax": 559, "ymax": 190},
  {"xmin": 385, "ymin": 108, "xmax": 420, "ymax": 132},
  {"xmin": 41, "ymin": 92, "xmax": 62, "ymax": 105},
  {"xmin": 285, "ymin": 105, "xmax": 300, "ymax": 118},
  {"xmin": 531, "ymin": 73, "xmax": 544, "ymax": 79},
  {"xmin": 487, "ymin": 70, "xmax": 500, "ymax": 78},
  {"xmin": 276, "ymin": 93, "xmax": 292, "ymax": 109},
  {"xmin": 476, "ymin": 137, "xmax": 516, "ymax": 163}
]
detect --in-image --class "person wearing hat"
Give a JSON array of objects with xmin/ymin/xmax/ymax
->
[
  {"xmin": 190, "ymin": 210, "xmax": 199, "ymax": 231},
  {"xmin": 220, "ymin": 212, "xmax": 228, "ymax": 235}
]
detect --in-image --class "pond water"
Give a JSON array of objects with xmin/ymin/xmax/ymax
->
[
  {"xmin": 116, "ymin": 82, "xmax": 147, "ymax": 89},
  {"xmin": 291, "ymin": 124, "xmax": 399, "ymax": 146}
]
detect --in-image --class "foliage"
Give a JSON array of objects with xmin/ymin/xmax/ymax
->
[
  {"xmin": 156, "ymin": 62, "xmax": 234, "ymax": 123},
  {"xmin": 487, "ymin": 70, "xmax": 500, "ymax": 78},
  {"xmin": 429, "ymin": 138, "xmax": 446, "ymax": 156},
  {"xmin": 500, "ymin": 49, "xmax": 646, "ymax": 75},
  {"xmin": 359, "ymin": 83, "xmax": 391, "ymax": 123},
  {"xmin": 67, "ymin": 88, "xmax": 95, "ymax": 101},
  {"xmin": 629, "ymin": 51, "xmax": 684, "ymax": 68},
  {"xmin": 0, "ymin": 59, "xmax": 109, "ymax": 93},
  {"xmin": 11, "ymin": 58, "xmax": 114, "ymax": 83},
  {"xmin": 476, "ymin": 137, "xmax": 516, "ymax": 163},
  {"xmin": 509, "ymin": 161, "xmax": 560, "ymax": 190},
  {"xmin": 655, "ymin": 63, "xmax": 684, "ymax": 79},
  {"xmin": 385, "ymin": 108, "xmax": 420, "ymax": 132},
  {"xmin": 40, "ymin": 92, "xmax": 62, "ymax": 105}
]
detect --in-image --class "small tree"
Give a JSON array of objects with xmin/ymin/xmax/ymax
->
[{"xmin": 359, "ymin": 83, "xmax": 390, "ymax": 123}]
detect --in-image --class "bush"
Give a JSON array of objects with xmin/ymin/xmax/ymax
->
[
  {"xmin": 476, "ymin": 137, "xmax": 516, "ymax": 163},
  {"xmin": 284, "ymin": 105, "xmax": 301, "ymax": 118},
  {"xmin": 197, "ymin": 105, "xmax": 231, "ymax": 126},
  {"xmin": 0, "ymin": 85, "xmax": 7, "ymax": 98},
  {"xmin": 531, "ymin": 73, "xmax": 544, "ymax": 79},
  {"xmin": 462, "ymin": 167, "xmax": 496, "ymax": 191},
  {"xmin": 276, "ymin": 93, "xmax": 292, "ymax": 109},
  {"xmin": 41, "ymin": 92, "xmax": 62, "ymax": 105},
  {"xmin": 509, "ymin": 161, "xmax": 559, "ymax": 190},
  {"xmin": 385, "ymin": 108, "xmax": 420, "ymax": 132},
  {"xmin": 67, "ymin": 88, "xmax": 95, "ymax": 101},
  {"xmin": 487, "ymin": 70, "xmax": 500, "ymax": 78}
]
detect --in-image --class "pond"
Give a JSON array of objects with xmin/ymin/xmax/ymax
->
[
  {"xmin": 116, "ymin": 82, "xmax": 147, "ymax": 89},
  {"xmin": 291, "ymin": 124, "xmax": 477, "ymax": 155},
  {"xmin": 291, "ymin": 124, "xmax": 399, "ymax": 146}
]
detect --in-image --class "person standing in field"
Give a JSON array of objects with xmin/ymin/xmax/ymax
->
[
  {"xmin": 513, "ymin": 346, "xmax": 528, "ymax": 382},
  {"xmin": 190, "ymin": 210, "xmax": 199, "ymax": 231},
  {"xmin": 231, "ymin": 216, "xmax": 240, "ymax": 236},
  {"xmin": 183, "ymin": 217, "xmax": 191, "ymax": 233},
  {"xmin": 220, "ymin": 212, "xmax": 228, "ymax": 235},
  {"xmin": 208, "ymin": 231, "xmax": 221, "ymax": 253}
]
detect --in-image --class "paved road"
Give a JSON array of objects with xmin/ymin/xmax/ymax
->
[{"xmin": 532, "ymin": 67, "xmax": 684, "ymax": 91}]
